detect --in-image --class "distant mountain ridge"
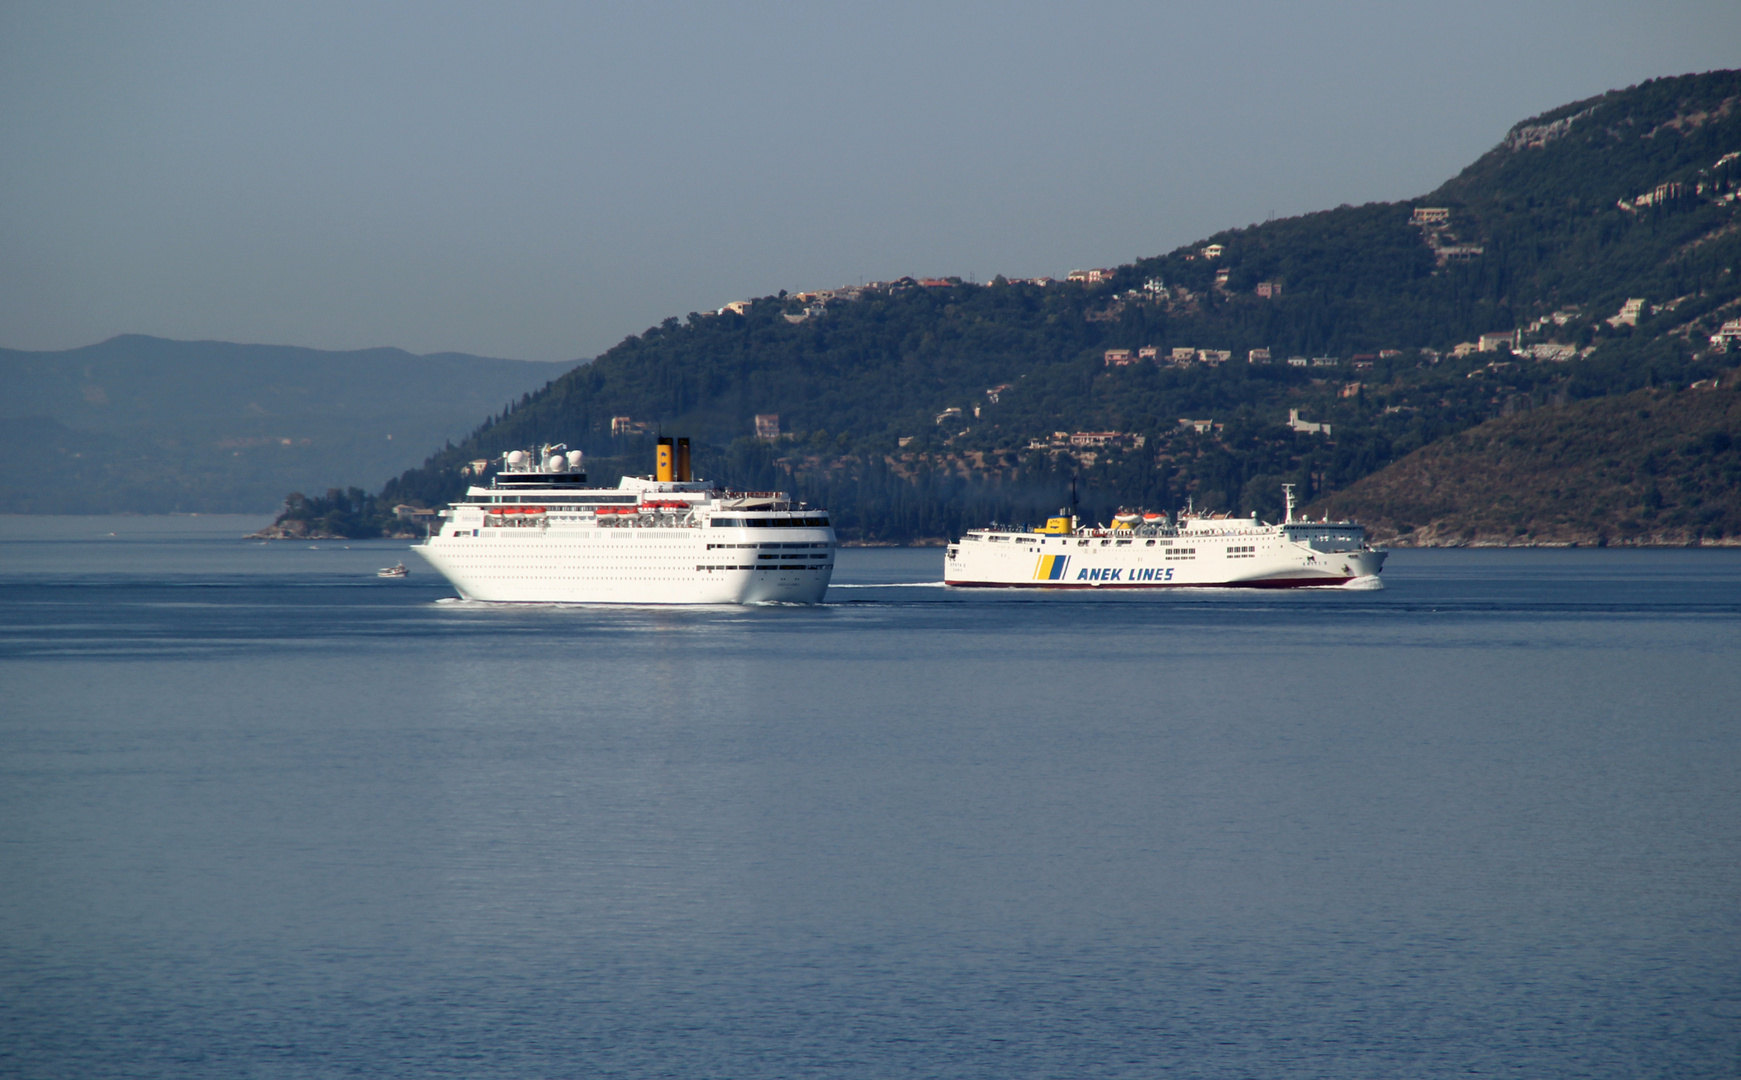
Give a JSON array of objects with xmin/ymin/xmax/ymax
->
[{"xmin": 0, "ymin": 335, "xmax": 574, "ymax": 513}]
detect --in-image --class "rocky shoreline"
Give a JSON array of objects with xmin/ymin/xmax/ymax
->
[{"xmin": 246, "ymin": 520, "xmax": 421, "ymax": 541}]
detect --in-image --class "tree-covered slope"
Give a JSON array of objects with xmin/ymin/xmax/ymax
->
[
  {"xmin": 304, "ymin": 71, "xmax": 1741, "ymax": 541},
  {"xmin": 1316, "ymin": 374, "xmax": 1741, "ymax": 546}
]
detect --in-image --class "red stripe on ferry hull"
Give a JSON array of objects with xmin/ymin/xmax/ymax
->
[{"xmin": 943, "ymin": 576, "xmax": 1358, "ymax": 589}]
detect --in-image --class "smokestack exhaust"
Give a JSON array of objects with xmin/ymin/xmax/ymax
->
[{"xmin": 656, "ymin": 437, "xmax": 674, "ymax": 482}]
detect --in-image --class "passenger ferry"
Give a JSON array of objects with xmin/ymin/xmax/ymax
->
[
  {"xmin": 944, "ymin": 486, "xmax": 1385, "ymax": 589},
  {"xmin": 412, "ymin": 438, "xmax": 834, "ymax": 603}
]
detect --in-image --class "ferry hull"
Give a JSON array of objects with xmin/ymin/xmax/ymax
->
[
  {"xmin": 944, "ymin": 533, "xmax": 1385, "ymax": 590},
  {"xmin": 947, "ymin": 576, "xmax": 1370, "ymax": 590}
]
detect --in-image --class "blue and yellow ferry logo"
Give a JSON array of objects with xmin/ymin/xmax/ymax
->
[{"xmin": 1033, "ymin": 554, "xmax": 1070, "ymax": 581}]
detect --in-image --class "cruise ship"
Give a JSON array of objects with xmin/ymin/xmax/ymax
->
[
  {"xmin": 944, "ymin": 486, "xmax": 1385, "ymax": 589},
  {"xmin": 412, "ymin": 438, "xmax": 834, "ymax": 603}
]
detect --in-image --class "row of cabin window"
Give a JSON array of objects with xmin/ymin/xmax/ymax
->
[{"xmin": 699, "ymin": 563, "xmax": 832, "ymax": 571}]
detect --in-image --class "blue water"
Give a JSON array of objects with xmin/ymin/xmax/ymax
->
[{"xmin": 2, "ymin": 516, "xmax": 1739, "ymax": 1078}]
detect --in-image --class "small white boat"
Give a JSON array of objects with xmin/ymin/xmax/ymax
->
[{"xmin": 377, "ymin": 562, "xmax": 408, "ymax": 579}]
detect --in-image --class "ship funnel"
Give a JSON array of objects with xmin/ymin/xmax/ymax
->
[
  {"xmin": 656, "ymin": 437, "xmax": 674, "ymax": 482},
  {"xmin": 676, "ymin": 437, "xmax": 691, "ymax": 482}
]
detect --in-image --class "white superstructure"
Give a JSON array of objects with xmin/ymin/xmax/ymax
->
[
  {"xmin": 412, "ymin": 441, "xmax": 834, "ymax": 604},
  {"xmin": 944, "ymin": 486, "xmax": 1385, "ymax": 590}
]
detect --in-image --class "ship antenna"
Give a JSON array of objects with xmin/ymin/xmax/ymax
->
[{"xmin": 1282, "ymin": 483, "xmax": 1295, "ymax": 524}]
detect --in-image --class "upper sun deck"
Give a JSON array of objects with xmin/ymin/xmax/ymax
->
[
  {"xmin": 965, "ymin": 514, "xmax": 1268, "ymax": 540},
  {"xmin": 960, "ymin": 512, "xmax": 1368, "ymax": 546},
  {"xmin": 443, "ymin": 478, "xmax": 827, "ymax": 531},
  {"xmin": 429, "ymin": 440, "xmax": 831, "ymax": 535}
]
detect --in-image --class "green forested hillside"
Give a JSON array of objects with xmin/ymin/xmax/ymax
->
[
  {"xmin": 290, "ymin": 71, "xmax": 1741, "ymax": 541},
  {"xmin": 1318, "ymin": 374, "xmax": 1741, "ymax": 546}
]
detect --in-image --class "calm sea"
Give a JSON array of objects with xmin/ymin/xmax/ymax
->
[{"xmin": 2, "ymin": 515, "xmax": 1738, "ymax": 1079}]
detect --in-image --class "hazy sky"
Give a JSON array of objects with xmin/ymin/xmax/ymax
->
[{"xmin": 3, "ymin": 2, "xmax": 1738, "ymax": 362}]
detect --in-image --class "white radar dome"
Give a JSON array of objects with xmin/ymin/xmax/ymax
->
[
  {"xmin": 566, "ymin": 450, "xmax": 584, "ymax": 468},
  {"xmin": 546, "ymin": 454, "xmax": 566, "ymax": 470},
  {"xmin": 507, "ymin": 450, "xmax": 527, "ymax": 466}
]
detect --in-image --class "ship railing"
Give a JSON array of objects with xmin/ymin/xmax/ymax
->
[{"xmin": 595, "ymin": 512, "xmax": 702, "ymax": 529}]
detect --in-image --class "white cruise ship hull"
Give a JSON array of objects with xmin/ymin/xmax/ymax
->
[
  {"xmin": 414, "ymin": 523, "xmax": 833, "ymax": 604},
  {"xmin": 410, "ymin": 441, "xmax": 835, "ymax": 605},
  {"xmin": 945, "ymin": 524, "xmax": 1385, "ymax": 590}
]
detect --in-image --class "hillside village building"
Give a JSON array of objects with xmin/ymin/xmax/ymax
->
[
  {"xmin": 1479, "ymin": 331, "xmax": 1519, "ymax": 352},
  {"xmin": 1608, "ymin": 298, "xmax": 1647, "ymax": 327},
  {"xmin": 1526, "ymin": 342, "xmax": 1580, "ymax": 361},
  {"xmin": 1288, "ymin": 409, "xmax": 1331, "ymax": 435},
  {"xmin": 1435, "ymin": 244, "xmax": 1485, "ymax": 263},
  {"xmin": 1028, "ymin": 431, "xmax": 1144, "ymax": 452},
  {"xmin": 754, "ymin": 414, "xmax": 781, "ymax": 440}
]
